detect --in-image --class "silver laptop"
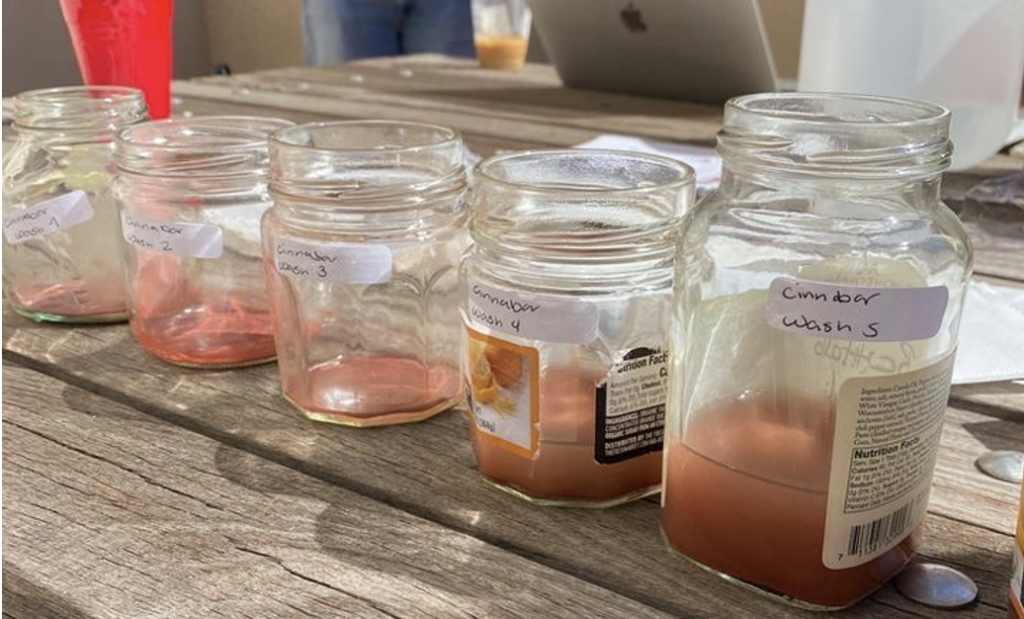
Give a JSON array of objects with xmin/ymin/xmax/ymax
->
[{"xmin": 528, "ymin": 0, "xmax": 779, "ymax": 104}]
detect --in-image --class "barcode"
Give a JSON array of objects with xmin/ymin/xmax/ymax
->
[{"xmin": 847, "ymin": 503, "xmax": 913, "ymax": 557}]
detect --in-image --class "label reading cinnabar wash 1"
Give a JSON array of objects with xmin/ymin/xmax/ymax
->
[
  {"xmin": 3, "ymin": 191, "xmax": 94, "ymax": 244},
  {"xmin": 822, "ymin": 354, "xmax": 955, "ymax": 569},
  {"xmin": 595, "ymin": 347, "xmax": 668, "ymax": 463}
]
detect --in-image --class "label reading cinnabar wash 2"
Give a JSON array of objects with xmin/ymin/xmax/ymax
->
[{"xmin": 121, "ymin": 211, "xmax": 223, "ymax": 259}]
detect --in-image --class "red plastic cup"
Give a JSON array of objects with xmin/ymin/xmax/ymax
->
[{"xmin": 59, "ymin": 0, "xmax": 174, "ymax": 119}]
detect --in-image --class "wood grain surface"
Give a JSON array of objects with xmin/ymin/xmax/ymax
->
[
  {"xmin": 3, "ymin": 363, "xmax": 679, "ymax": 619},
  {"xmin": 3, "ymin": 306, "xmax": 1019, "ymax": 619},
  {"xmin": 4, "ymin": 55, "xmax": 1023, "ymax": 619}
]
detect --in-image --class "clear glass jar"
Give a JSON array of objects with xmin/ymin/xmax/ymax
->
[
  {"xmin": 114, "ymin": 116, "xmax": 293, "ymax": 367},
  {"xmin": 2, "ymin": 86, "xmax": 147, "ymax": 322},
  {"xmin": 662, "ymin": 93, "xmax": 972, "ymax": 608},
  {"xmin": 462, "ymin": 150, "xmax": 695, "ymax": 507},
  {"xmin": 264, "ymin": 121, "xmax": 468, "ymax": 427}
]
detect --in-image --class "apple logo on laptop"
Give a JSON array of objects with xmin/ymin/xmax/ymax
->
[{"xmin": 621, "ymin": 2, "xmax": 648, "ymax": 33}]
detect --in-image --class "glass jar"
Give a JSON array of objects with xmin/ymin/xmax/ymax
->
[
  {"xmin": 264, "ymin": 121, "xmax": 468, "ymax": 427},
  {"xmin": 114, "ymin": 116, "xmax": 293, "ymax": 367},
  {"xmin": 2, "ymin": 86, "xmax": 147, "ymax": 322},
  {"xmin": 662, "ymin": 93, "xmax": 972, "ymax": 608},
  {"xmin": 462, "ymin": 150, "xmax": 694, "ymax": 507}
]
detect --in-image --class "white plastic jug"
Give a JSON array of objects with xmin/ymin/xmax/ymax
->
[{"xmin": 799, "ymin": 0, "xmax": 1024, "ymax": 170}]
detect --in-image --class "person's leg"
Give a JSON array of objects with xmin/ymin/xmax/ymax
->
[
  {"xmin": 302, "ymin": 0, "xmax": 402, "ymax": 64},
  {"xmin": 401, "ymin": 0, "xmax": 475, "ymax": 58}
]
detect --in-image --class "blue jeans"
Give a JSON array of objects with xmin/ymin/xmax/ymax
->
[{"xmin": 303, "ymin": 0, "xmax": 475, "ymax": 64}]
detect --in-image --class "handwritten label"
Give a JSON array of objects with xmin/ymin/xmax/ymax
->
[
  {"xmin": 467, "ymin": 280, "xmax": 599, "ymax": 345},
  {"xmin": 121, "ymin": 211, "xmax": 223, "ymax": 259},
  {"xmin": 274, "ymin": 238, "xmax": 391, "ymax": 284},
  {"xmin": 3, "ymin": 190, "xmax": 94, "ymax": 244},
  {"xmin": 765, "ymin": 277, "xmax": 948, "ymax": 342}
]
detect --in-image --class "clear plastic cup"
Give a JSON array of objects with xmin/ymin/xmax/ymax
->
[{"xmin": 471, "ymin": 0, "xmax": 532, "ymax": 70}]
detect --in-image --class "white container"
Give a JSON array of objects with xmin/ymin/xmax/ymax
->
[{"xmin": 799, "ymin": 0, "xmax": 1024, "ymax": 170}]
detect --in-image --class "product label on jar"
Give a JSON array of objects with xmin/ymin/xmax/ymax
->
[
  {"xmin": 765, "ymin": 277, "xmax": 948, "ymax": 343},
  {"xmin": 464, "ymin": 325, "xmax": 539, "ymax": 458},
  {"xmin": 121, "ymin": 211, "xmax": 223, "ymax": 259},
  {"xmin": 273, "ymin": 238, "xmax": 392, "ymax": 285},
  {"xmin": 466, "ymin": 280, "xmax": 599, "ymax": 345},
  {"xmin": 1012, "ymin": 489, "xmax": 1024, "ymax": 619},
  {"xmin": 1012, "ymin": 541, "xmax": 1024, "ymax": 619},
  {"xmin": 594, "ymin": 347, "xmax": 668, "ymax": 464},
  {"xmin": 3, "ymin": 190, "xmax": 94, "ymax": 244},
  {"xmin": 822, "ymin": 353, "xmax": 955, "ymax": 569}
]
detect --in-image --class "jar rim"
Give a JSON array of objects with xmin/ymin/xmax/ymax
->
[
  {"xmin": 118, "ymin": 116, "xmax": 294, "ymax": 151},
  {"xmin": 719, "ymin": 92, "xmax": 952, "ymax": 179},
  {"xmin": 116, "ymin": 115, "xmax": 293, "ymax": 178},
  {"xmin": 16, "ymin": 85, "xmax": 144, "ymax": 105},
  {"xmin": 271, "ymin": 120, "xmax": 462, "ymax": 155},
  {"xmin": 14, "ymin": 85, "xmax": 147, "ymax": 130},
  {"xmin": 476, "ymin": 148, "xmax": 696, "ymax": 195},
  {"xmin": 728, "ymin": 92, "xmax": 950, "ymax": 128}
]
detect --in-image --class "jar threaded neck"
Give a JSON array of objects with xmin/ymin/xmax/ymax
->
[
  {"xmin": 14, "ymin": 86, "xmax": 147, "ymax": 133},
  {"xmin": 718, "ymin": 93, "xmax": 952, "ymax": 180}
]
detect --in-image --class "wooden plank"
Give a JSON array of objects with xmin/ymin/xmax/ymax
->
[
  {"xmin": 2, "ymin": 363, "xmax": 677, "ymax": 619},
  {"xmin": 173, "ymin": 94, "xmax": 546, "ymax": 157},
  {"xmin": 173, "ymin": 58, "xmax": 1023, "ymax": 283},
  {"xmin": 176, "ymin": 57, "xmax": 1023, "ymax": 176},
  {"xmin": 3, "ymin": 312, "xmax": 1016, "ymax": 618},
  {"xmin": 952, "ymin": 381, "xmax": 1024, "ymax": 418},
  {"xmin": 173, "ymin": 78, "xmax": 617, "ymax": 149},
  {"xmin": 181, "ymin": 59, "xmax": 724, "ymax": 146}
]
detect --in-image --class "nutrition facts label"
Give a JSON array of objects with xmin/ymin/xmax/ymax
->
[
  {"xmin": 594, "ymin": 347, "xmax": 668, "ymax": 464},
  {"xmin": 823, "ymin": 354, "xmax": 955, "ymax": 569}
]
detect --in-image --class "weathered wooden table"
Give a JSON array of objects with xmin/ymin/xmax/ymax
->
[{"xmin": 4, "ymin": 56, "xmax": 1023, "ymax": 619}]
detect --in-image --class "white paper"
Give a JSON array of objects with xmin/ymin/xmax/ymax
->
[
  {"xmin": 120, "ymin": 211, "xmax": 223, "ymax": 259},
  {"xmin": 575, "ymin": 134, "xmax": 722, "ymax": 192},
  {"xmin": 3, "ymin": 190, "xmax": 94, "ymax": 244},
  {"xmin": 274, "ymin": 238, "xmax": 392, "ymax": 285},
  {"xmin": 765, "ymin": 277, "xmax": 948, "ymax": 342},
  {"xmin": 953, "ymin": 281, "xmax": 1024, "ymax": 384},
  {"xmin": 467, "ymin": 280, "xmax": 599, "ymax": 345}
]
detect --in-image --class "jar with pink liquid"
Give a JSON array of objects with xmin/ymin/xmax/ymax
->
[
  {"xmin": 263, "ymin": 121, "xmax": 468, "ymax": 427},
  {"xmin": 461, "ymin": 150, "xmax": 694, "ymax": 506},
  {"xmin": 3, "ymin": 86, "xmax": 147, "ymax": 322},
  {"xmin": 662, "ymin": 93, "xmax": 971, "ymax": 608},
  {"xmin": 114, "ymin": 116, "xmax": 293, "ymax": 367}
]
